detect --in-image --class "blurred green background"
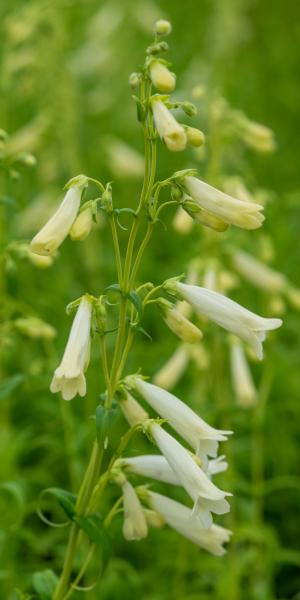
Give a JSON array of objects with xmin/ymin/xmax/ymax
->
[{"xmin": 1, "ymin": 0, "xmax": 300, "ymax": 599}]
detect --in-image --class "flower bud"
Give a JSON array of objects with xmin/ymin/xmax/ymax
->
[
  {"xmin": 120, "ymin": 391, "xmax": 149, "ymax": 426},
  {"xmin": 152, "ymin": 99, "xmax": 187, "ymax": 152},
  {"xmin": 149, "ymin": 61, "xmax": 176, "ymax": 93},
  {"xmin": 154, "ymin": 19, "xmax": 172, "ymax": 36},
  {"xmin": 158, "ymin": 299, "xmax": 203, "ymax": 343},
  {"xmin": 185, "ymin": 126, "xmax": 205, "ymax": 148},
  {"xmin": 69, "ymin": 207, "xmax": 93, "ymax": 241}
]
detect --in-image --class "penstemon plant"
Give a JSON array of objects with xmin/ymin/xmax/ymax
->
[{"xmin": 29, "ymin": 19, "xmax": 282, "ymax": 599}]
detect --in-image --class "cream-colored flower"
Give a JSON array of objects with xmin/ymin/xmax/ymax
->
[
  {"xmin": 240, "ymin": 120, "xmax": 275, "ymax": 153},
  {"xmin": 232, "ymin": 250, "xmax": 287, "ymax": 292},
  {"xmin": 152, "ymin": 100, "xmax": 187, "ymax": 152},
  {"xmin": 185, "ymin": 126, "xmax": 205, "ymax": 148},
  {"xmin": 148, "ymin": 492, "xmax": 232, "ymax": 556},
  {"xmin": 230, "ymin": 339, "xmax": 257, "ymax": 407},
  {"xmin": 27, "ymin": 250, "xmax": 54, "ymax": 268},
  {"xmin": 50, "ymin": 295, "xmax": 93, "ymax": 401},
  {"xmin": 30, "ymin": 185, "xmax": 82, "ymax": 255},
  {"xmin": 69, "ymin": 207, "xmax": 93, "ymax": 241},
  {"xmin": 175, "ymin": 282, "xmax": 282, "ymax": 360},
  {"xmin": 158, "ymin": 300, "xmax": 202, "ymax": 343},
  {"xmin": 149, "ymin": 424, "xmax": 231, "ymax": 528},
  {"xmin": 184, "ymin": 176, "xmax": 264, "ymax": 230},
  {"xmin": 133, "ymin": 378, "xmax": 231, "ymax": 459},
  {"xmin": 122, "ymin": 480, "xmax": 148, "ymax": 541},
  {"xmin": 150, "ymin": 61, "xmax": 176, "ymax": 93}
]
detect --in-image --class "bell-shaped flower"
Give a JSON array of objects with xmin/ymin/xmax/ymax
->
[
  {"xmin": 230, "ymin": 339, "xmax": 257, "ymax": 407},
  {"xmin": 133, "ymin": 378, "xmax": 232, "ymax": 459},
  {"xmin": 151, "ymin": 99, "xmax": 187, "ymax": 152},
  {"xmin": 147, "ymin": 491, "xmax": 232, "ymax": 556},
  {"xmin": 149, "ymin": 424, "xmax": 231, "ymax": 528},
  {"xmin": 50, "ymin": 295, "xmax": 93, "ymax": 400},
  {"xmin": 121, "ymin": 479, "xmax": 148, "ymax": 541},
  {"xmin": 150, "ymin": 61, "xmax": 176, "ymax": 93},
  {"xmin": 30, "ymin": 184, "xmax": 83, "ymax": 255},
  {"xmin": 175, "ymin": 282, "xmax": 282, "ymax": 360},
  {"xmin": 183, "ymin": 176, "xmax": 264, "ymax": 230}
]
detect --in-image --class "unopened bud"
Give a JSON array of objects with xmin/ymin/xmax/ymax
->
[
  {"xmin": 185, "ymin": 126, "xmax": 205, "ymax": 148},
  {"xmin": 149, "ymin": 61, "xmax": 176, "ymax": 93},
  {"xmin": 69, "ymin": 207, "xmax": 93, "ymax": 241},
  {"xmin": 154, "ymin": 19, "xmax": 172, "ymax": 36},
  {"xmin": 181, "ymin": 102, "xmax": 197, "ymax": 117},
  {"xmin": 158, "ymin": 299, "xmax": 202, "ymax": 343},
  {"xmin": 120, "ymin": 391, "xmax": 149, "ymax": 427},
  {"xmin": 16, "ymin": 152, "xmax": 37, "ymax": 167}
]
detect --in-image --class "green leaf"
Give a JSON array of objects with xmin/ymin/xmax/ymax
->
[
  {"xmin": 42, "ymin": 487, "xmax": 76, "ymax": 520},
  {"xmin": 96, "ymin": 404, "xmax": 120, "ymax": 449},
  {"xmin": 104, "ymin": 285, "xmax": 143, "ymax": 323},
  {"xmin": 0, "ymin": 374, "xmax": 25, "ymax": 401},
  {"xmin": 74, "ymin": 513, "xmax": 112, "ymax": 570},
  {"xmin": 32, "ymin": 570, "xmax": 58, "ymax": 600}
]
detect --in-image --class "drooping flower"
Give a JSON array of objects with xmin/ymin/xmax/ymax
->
[
  {"xmin": 132, "ymin": 378, "xmax": 232, "ymax": 459},
  {"xmin": 148, "ymin": 423, "xmax": 231, "ymax": 528},
  {"xmin": 14, "ymin": 316, "xmax": 56, "ymax": 341},
  {"xmin": 30, "ymin": 185, "xmax": 83, "ymax": 255},
  {"xmin": 50, "ymin": 295, "xmax": 93, "ymax": 401},
  {"xmin": 230, "ymin": 339, "xmax": 257, "ymax": 407},
  {"xmin": 174, "ymin": 282, "xmax": 282, "ymax": 360},
  {"xmin": 183, "ymin": 176, "xmax": 264, "ymax": 230},
  {"xmin": 150, "ymin": 61, "xmax": 176, "ymax": 93},
  {"xmin": 151, "ymin": 99, "xmax": 187, "ymax": 152},
  {"xmin": 122, "ymin": 479, "xmax": 148, "ymax": 541},
  {"xmin": 148, "ymin": 492, "xmax": 232, "ymax": 556}
]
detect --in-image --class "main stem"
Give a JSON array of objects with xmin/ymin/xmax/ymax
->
[{"xmin": 54, "ymin": 79, "xmax": 156, "ymax": 600}]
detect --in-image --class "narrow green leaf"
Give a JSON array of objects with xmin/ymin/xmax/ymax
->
[{"xmin": 74, "ymin": 514, "xmax": 112, "ymax": 570}]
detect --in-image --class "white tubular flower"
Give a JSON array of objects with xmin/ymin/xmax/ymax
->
[
  {"xmin": 148, "ymin": 492, "xmax": 232, "ymax": 556},
  {"xmin": 232, "ymin": 250, "xmax": 287, "ymax": 293},
  {"xmin": 150, "ymin": 61, "xmax": 176, "ymax": 93},
  {"xmin": 121, "ymin": 455, "xmax": 180, "ymax": 485},
  {"xmin": 240, "ymin": 120, "xmax": 275, "ymax": 153},
  {"xmin": 120, "ymin": 391, "xmax": 149, "ymax": 427},
  {"xmin": 184, "ymin": 176, "xmax": 264, "ymax": 230},
  {"xmin": 149, "ymin": 424, "xmax": 231, "ymax": 528},
  {"xmin": 122, "ymin": 480, "xmax": 148, "ymax": 541},
  {"xmin": 153, "ymin": 345, "xmax": 189, "ymax": 390},
  {"xmin": 50, "ymin": 295, "xmax": 93, "ymax": 401},
  {"xmin": 175, "ymin": 282, "xmax": 282, "ymax": 360},
  {"xmin": 121, "ymin": 454, "xmax": 227, "ymax": 484},
  {"xmin": 69, "ymin": 207, "xmax": 93, "ymax": 241},
  {"xmin": 30, "ymin": 185, "xmax": 83, "ymax": 256},
  {"xmin": 230, "ymin": 340, "xmax": 257, "ymax": 408},
  {"xmin": 152, "ymin": 100, "xmax": 187, "ymax": 152},
  {"xmin": 134, "ymin": 378, "xmax": 232, "ymax": 458},
  {"xmin": 159, "ymin": 300, "xmax": 202, "ymax": 343}
]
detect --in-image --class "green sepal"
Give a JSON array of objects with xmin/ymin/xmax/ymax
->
[
  {"xmin": 32, "ymin": 570, "xmax": 58, "ymax": 600},
  {"xmin": 64, "ymin": 174, "xmax": 89, "ymax": 190}
]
